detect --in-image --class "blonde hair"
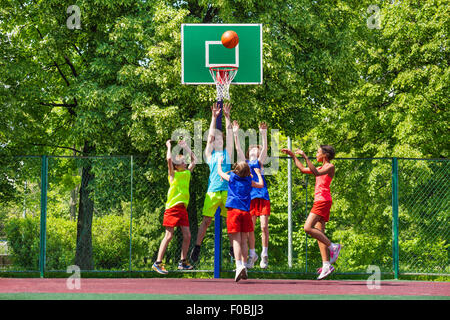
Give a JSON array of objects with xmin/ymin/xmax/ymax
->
[{"xmin": 232, "ymin": 161, "xmax": 251, "ymax": 178}]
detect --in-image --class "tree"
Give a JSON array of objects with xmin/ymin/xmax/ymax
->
[
  {"xmin": 1, "ymin": 0, "xmax": 148, "ymax": 269},
  {"xmin": 305, "ymin": 0, "xmax": 449, "ymax": 159}
]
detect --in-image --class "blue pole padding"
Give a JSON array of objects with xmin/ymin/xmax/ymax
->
[
  {"xmin": 213, "ymin": 207, "xmax": 222, "ymax": 278},
  {"xmin": 213, "ymin": 100, "xmax": 223, "ymax": 279}
]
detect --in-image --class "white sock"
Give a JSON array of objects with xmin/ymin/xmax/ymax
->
[
  {"xmin": 236, "ymin": 260, "xmax": 243, "ymax": 268},
  {"xmin": 323, "ymin": 261, "xmax": 331, "ymax": 268},
  {"xmin": 249, "ymin": 249, "xmax": 256, "ymax": 257},
  {"xmin": 262, "ymin": 247, "xmax": 268, "ymax": 256}
]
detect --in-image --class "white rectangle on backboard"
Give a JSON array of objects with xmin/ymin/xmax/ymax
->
[{"xmin": 205, "ymin": 41, "xmax": 239, "ymax": 68}]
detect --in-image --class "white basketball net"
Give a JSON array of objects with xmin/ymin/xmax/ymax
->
[{"xmin": 209, "ymin": 67, "xmax": 238, "ymax": 101}]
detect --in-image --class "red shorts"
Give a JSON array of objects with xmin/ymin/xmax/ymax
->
[
  {"xmin": 226, "ymin": 208, "xmax": 254, "ymax": 234},
  {"xmin": 163, "ymin": 204, "xmax": 189, "ymax": 227},
  {"xmin": 250, "ymin": 198, "xmax": 271, "ymax": 217},
  {"xmin": 310, "ymin": 201, "xmax": 332, "ymax": 222}
]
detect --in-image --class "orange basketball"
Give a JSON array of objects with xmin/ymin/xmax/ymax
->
[{"xmin": 221, "ymin": 30, "xmax": 239, "ymax": 49}]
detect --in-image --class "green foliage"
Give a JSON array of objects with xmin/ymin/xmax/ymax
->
[
  {"xmin": 92, "ymin": 215, "xmax": 130, "ymax": 269},
  {"xmin": 5, "ymin": 214, "xmax": 131, "ymax": 271},
  {"xmin": 305, "ymin": 0, "xmax": 449, "ymax": 159},
  {"xmin": 0, "ymin": 0, "xmax": 448, "ymax": 277},
  {"xmin": 4, "ymin": 216, "xmax": 40, "ymax": 270},
  {"xmin": 46, "ymin": 217, "xmax": 77, "ymax": 270}
]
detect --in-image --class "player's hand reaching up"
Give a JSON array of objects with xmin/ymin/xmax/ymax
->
[
  {"xmin": 223, "ymin": 102, "xmax": 232, "ymax": 119},
  {"xmin": 259, "ymin": 122, "xmax": 267, "ymax": 133},
  {"xmin": 211, "ymin": 102, "xmax": 221, "ymax": 118},
  {"xmin": 178, "ymin": 140, "xmax": 187, "ymax": 149}
]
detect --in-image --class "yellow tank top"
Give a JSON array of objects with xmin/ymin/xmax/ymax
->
[{"xmin": 165, "ymin": 170, "xmax": 191, "ymax": 209}]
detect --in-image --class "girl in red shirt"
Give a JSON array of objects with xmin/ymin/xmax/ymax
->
[{"xmin": 281, "ymin": 145, "xmax": 341, "ymax": 280}]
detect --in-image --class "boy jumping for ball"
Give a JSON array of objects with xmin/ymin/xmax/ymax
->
[
  {"xmin": 152, "ymin": 140, "xmax": 197, "ymax": 275},
  {"xmin": 190, "ymin": 102, "xmax": 234, "ymax": 264}
]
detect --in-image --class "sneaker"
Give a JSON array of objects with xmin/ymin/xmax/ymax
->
[
  {"xmin": 246, "ymin": 253, "xmax": 259, "ymax": 269},
  {"xmin": 190, "ymin": 245, "xmax": 201, "ymax": 263},
  {"xmin": 242, "ymin": 267, "xmax": 248, "ymax": 280},
  {"xmin": 152, "ymin": 262, "xmax": 168, "ymax": 275},
  {"xmin": 316, "ymin": 267, "xmax": 322, "ymax": 274},
  {"xmin": 317, "ymin": 265, "xmax": 335, "ymax": 280},
  {"xmin": 178, "ymin": 260, "xmax": 194, "ymax": 270},
  {"xmin": 329, "ymin": 244, "xmax": 341, "ymax": 264},
  {"xmin": 235, "ymin": 265, "xmax": 247, "ymax": 282},
  {"xmin": 260, "ymin": 255, "xmax": 268, "ymax": 269}
]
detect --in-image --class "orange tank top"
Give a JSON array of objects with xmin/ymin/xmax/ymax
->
[{"xmin": 314, "ymin": 167, "xmax": 333, "ymax": 202}]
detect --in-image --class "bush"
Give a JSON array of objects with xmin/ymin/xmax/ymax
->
[
  {"xmin": 5, "ymin": 216, "xmax": 40, "ymax": 270},
  {"xmin": 5, "ymin": 215, "xmax": 131, "ymax": 271},
  {"xmin": 92, "ymin": 215, "xmax": 130, "ymax": 270}
]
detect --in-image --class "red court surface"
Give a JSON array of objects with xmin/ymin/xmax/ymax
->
[{"xmin": 1, "ymin": 278, "xmax": 449, "ymax": 297}]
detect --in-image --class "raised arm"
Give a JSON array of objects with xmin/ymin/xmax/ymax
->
[
  {"xmin": 258, "ymin": 122, "xmax": 268, "ymax": 165},
  {"xmin": 179, "ymin": 140, "xmax": 197, "ymax": 172},
  {"xmin": 296, "ymin": 149, "xmax": 334, "ymax": 177},
  {"xmin": 232, "ymin": 120, "xmax": 246, "ymax": 162},
  {"xmin": 217, "ymin": 156, "xmax": 230, "ymax": 182},
  {"xmin": 166, "ymin": 140, "xmax": 175, "ymax": 180},
  {"xmin": 280, "ymin": 148, "xmax": 312, "ymax": 174},
  {"xmin": 251, "ymin": 167, "xmax": 264, "ymax": 188},
  {"xmin": 205, "ymin": 103, "xmax": 221, "ymax": 162},
  {"xmin": 223, "ymin": 102, "xmax": 234, "ymax": 161}
]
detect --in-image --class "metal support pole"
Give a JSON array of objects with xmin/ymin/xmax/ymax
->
[
  {"xmin": 129, "ymin": 156, "xmax": 133, "ymax": 273},
  {"xmin": 39, "ymin": 155, "xmax": 48, "ymax": 278},
  {"xmin": 287, "ymin": 137, "xmax": 293, "ymax": 268},
  {"xmin": 392, "ymin": 157, "xmax": 400, "ymax": 279}
]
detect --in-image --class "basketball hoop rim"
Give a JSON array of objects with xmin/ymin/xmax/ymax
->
[
  {"xmin": 209, "ymin": 66, "xmax": 238, "ymax": 99},
  {"xmin": 209, "ymin": 66, "xmax": 239, "ymax": 72}
]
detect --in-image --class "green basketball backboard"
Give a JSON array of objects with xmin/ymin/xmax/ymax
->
[{"xmin": 181, "ymin": 24, "xmax": 263, "ymax": 85}]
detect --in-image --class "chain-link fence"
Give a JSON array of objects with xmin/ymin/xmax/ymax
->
[
  {"xmin": 398, "ymin": 159, "xmax": 449, "ymax": 275},
  {"xmin": 0, "ymin": 156, "xmax": 42, "ymax": 272},
  {"xmin": 0, "ymin": 155, "xmax": 448, "ymax": 278}
]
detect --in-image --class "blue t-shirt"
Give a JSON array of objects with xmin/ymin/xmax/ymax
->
[
  {"xmin": 247, "ymin": 159, "xmax": 270, "ymax": 201},
  {"xmin": 207, "ymin": 150, "xmax": 231, "ymax": 192},
  {"xmin": 225, "ymin": 172, "xmax": 253, "ymax": 212}
]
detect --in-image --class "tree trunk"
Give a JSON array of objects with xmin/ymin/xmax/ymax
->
[
  {"xmin": 75, "ymin": 142, "xmax": 95, "ymax": 270},
  {"xmin": 69, "ymin": 184, "xmax": 79, "ymax": 221},
  {"xmin": 70, "ymin": 147, "xmax": 80, "ymax": 221}
]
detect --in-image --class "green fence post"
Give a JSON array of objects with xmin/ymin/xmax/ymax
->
[
  {"xmin": 129, "ymin": 155, "xmax": 133, "ymax": 274},
  {"xmin": 39, "ymin": 155, "xmax": 48, "ymax": 278},
  {"xmin": 391, "ymin": 157, "xmax": 399, "ymax": 279}
]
